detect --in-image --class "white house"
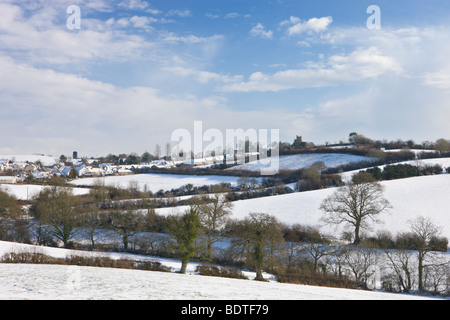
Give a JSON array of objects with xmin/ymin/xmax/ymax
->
[
  {"xmin": 115, "ymin": 168, "xmax": 133, "ymax": 176},
  {"xmin": 75, "ymin": 165, "xmax": 89, "ymax": 176},
  {"xmin": 32, "ymin": 170, "xmax": 52, "ymax": 179},
  {"xmin": 0, "ymin": 176, "xmax": 17, "ymax": 184}
]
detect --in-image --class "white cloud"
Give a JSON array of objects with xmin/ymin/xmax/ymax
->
[
  {"xmin": 119, "ymin": 0, "xmax": 150, "ymax": 11},
  {"xmin": 219, "ymin": 47, "xmax": 401, "ymax": 92},
  {"xmin": 167, "ymin": 9, "xmax": 191, "ymax": 17},
  {"xmin": 318, "ymin": 26, "xmax": 450, "ymax": 86},
  {"xmin": 162, "ymin": 33, "xmax": 224, "ymax": 44},
  {"xmin": 206, "ymin": 13, "xmax": 220, "ymax": 19},
  {"xmin": 117, "ymin": 0, "xmax": 160, "ymax": 14},
  {"xmin": 0, "ymin": 55, "xmax": 314, "ymax": 155},
  {"xmin": 0, "ymin": 55, "xmax": 211, "ymax": 154},
  {"xmin": 163, "ymin": 66, "xmax": 243, "ymax": 84},
  {"xmin": 4, "ymin": 2, "xmax": 450, "ymax": 153},
  {"xmin": 286, "ymin": 16, "xmax": 333, "ymax": 36},
  {"xmin": 423, "ymin": 71, "xmax": 450, "ymax": 90},
  {"xmin": 225, "ymin": 12, "xmax": 240, "ymax": 19},
  {"xmin": 250, "ymin": 23, "xmax": 273, "ymax": 39},
  {"xmin": 0, "ymin": 3, "xmax": 153, "ymax": 65},
  {"xmin": 318, "ymin": 89, "xmax": 377, "ymax": 125},
  {"xmin": 315, "ymin": 74, "xmax": 450, "ymax": 143},
  {"xmin": 114, "ymin": 15, "xmax": 157, "ymax": 31},
  {"xmin": 329, "ymin": 46, "xmax": 402, "ymax": 78},
  {"xmin": 86, "ymin": 0, "xmax": 114, "ymax": 12},
  {"xmin": 280, "ymin": 16, "xmax": 301, "ymax": 27}
]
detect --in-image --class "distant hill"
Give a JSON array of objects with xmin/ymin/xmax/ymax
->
[{"xmin": 225, "ymin": 153, "xmax": 374, "ymax": 173}]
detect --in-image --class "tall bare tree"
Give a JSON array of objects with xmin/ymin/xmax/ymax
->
[
  {"xmin": 190, "ymin": 186, "xmax": 233, "ymax": 259},
  {"xmin": 408, "ymin": 216, "xmax": 444, "ymax": 292},
  {"xmin": 110, "ymin": 203, "xmax": 144, "ymax": 251},
  {"xmin": 154, "ymin": 143, "xmax": 161, "ymax": 159},
  {"xmin": 343, "ymin": 246, "xmax": 379, "ymax": 287},
  {"xmin": 320, "ymin": 179, "xmax": 391, "ymax": 245},
  {"xmin": 384, "ymin": 249, "xmax": 416, "ymax": 293},
  {"xmin": 79, "ymin": 206, "xmax": 105, "ymax": 250},
  {"xmin": 299, "ymin": 242, "xmax": 337, "ymax": 273}
]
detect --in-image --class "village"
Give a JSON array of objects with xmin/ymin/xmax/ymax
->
[
  {"xmin": 0, "ymin": 152, "xmax": 176, "ymax": 185},
  {"xmin": 0, "ymin": 150, "xmax": 243, "ymax": 186}
]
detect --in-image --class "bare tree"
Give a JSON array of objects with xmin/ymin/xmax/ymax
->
[
  {"xmin": 434, "ymin": 138, "xmax": 450, "ymax": 154},
  {"xmin": 343, "ymin": 246, "xmax": 379, "ymax": 287},
  {"xmin": 329, "ymin": 245, "xmax": 348, "ymax": 279},
  {"xmin": 154, "ymin": 143, "xmax": 161, "ymax": 159},
  {"xmin": 424, "ymin": 256, "xmax": 450, "ymax": 295},
  {"xmin": 127, "ymin": 179, "xmax": 140, "ymax": 198},
  {"xmin": 165, "ymin": 142, "xmax": 171, "ymax": 159},
  {"xmin": 320, "ymin": 179, "xmax": 391, "ymax": 245},
  {"xmin": 299, "ymin": 242, "xmax": 337, "ymax": 273},
  {"xmin": 279, "ymin": 242, "xmax": 300, "ymax": 277},
  {"xmin": 408, "ymin": 216, "xmax": 444, "ymax": 292},
  {"xmin": 384, "ymin": 249, "xmax": 416, "ymax": 293},
  {"xmin": 190, "ymin": 186, "xmax": 233, "ymax": 259},
  {"xmin": 80, "ymin": 206, "xmax": 105, "ymax": 250},
  {"xmin": 110, "ymin": 203, "xmax": 144, "ymax": 251}
]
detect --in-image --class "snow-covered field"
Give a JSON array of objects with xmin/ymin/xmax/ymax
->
[
  {"xmin": 1, "ymin": 173, "xmax": 449, "ymax": 300},
  {"xmin": 232, "ymin": 174, "xmax": 450, "ymax": 240},
  {"xmin": 0, "ymin": 241, "xmax": 439, "ymax": 300},
  {"xmin": 69, "ymin": 173, "xmax": 242, "ymax": 193},
  {"xmin": 226, "ymin": 153, "xmax": 374, "ymax": 173},
  {"xmin": 157, "ymin": 174, "xmax": 450, "ymax": 241},
  {"xmin": 0, "ymin": 184, "xmax": 90, "ymax": 200},
  {"xmin": 1, "ymin": 154, "xmax": 449, "ymax": 301},
  {"xmin": 340, "ymin": 157, "xmax": 450, "ymax": 182},
  {"xmin": 0, "ymin": 263, "xmax": 438, "ymax": 300}
]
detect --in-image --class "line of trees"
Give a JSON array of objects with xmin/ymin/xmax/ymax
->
[
  {"xmin": 364, "ymin": 163, "xmax": 444, "ymax": 181},
  {"xmin": 96, "ymin": 143, "xmax": 172, "ymax": 165}
]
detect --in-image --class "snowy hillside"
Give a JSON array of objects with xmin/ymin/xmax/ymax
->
[
  {"xmin": 225, "ymin": 153, "xmax": 374, "ymax": 173},
  {"xmin": 340, "ymin": 157, "xmax": 450, "ymax": 181},
  {"xmin": 70, "ymin": 173, "xmax": 241, "ymax": 193},
  {"xmin": 0, "ymin": 263, "xmax": 438, "ymax": 300},
  {"xmin": 0, "ymin": 184, "xmax": 90, "ymax": 201},
  {"xmin": 157, "ymin": 174, "xmax": 450, "ymax": 241},
  {"xmin": 232, "ymin": 174, "xmax": 450, "ymax": 240},
  {"xmin": 0, "ymin": 241, "xmax": 439, "ymax": 300},
  {"xmin": 2, "ymin": 155, "xmax": 449, "ymax": 301}
]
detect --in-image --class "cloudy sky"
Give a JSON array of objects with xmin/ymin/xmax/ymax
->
[{"xmin": 1, "ymin": 0, "xmax": 450, "ymax": 157}]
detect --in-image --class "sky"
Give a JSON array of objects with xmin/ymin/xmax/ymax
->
[{"xmin": 1, "ymin": 0, "xmax": 450, "ymax": 157}]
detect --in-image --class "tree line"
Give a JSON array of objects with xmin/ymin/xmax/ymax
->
[{"xmin": 363, "ymin": 163, "xmax": 444, "ymax": 181}]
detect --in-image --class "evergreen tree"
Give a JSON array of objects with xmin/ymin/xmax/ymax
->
[{"xmin": 169, "ymin": 208, "xmax": 201, "ymax": 274}]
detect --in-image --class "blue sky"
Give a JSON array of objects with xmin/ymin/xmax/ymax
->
[{"xmin": 1, "ymin": 0, "xmax": 450, "ymax": 157}]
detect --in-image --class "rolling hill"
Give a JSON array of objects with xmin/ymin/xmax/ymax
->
[
  {"xmin": 0, "ymin": 241, "xmax": 440, "ymax": 300},
  {"xmin": 225, "ymin": 153, "xmax": 374, "ymax": 173},
  {"xmin": 156, "ymin": 173, "xmax": 450, "ymax": 241}
]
